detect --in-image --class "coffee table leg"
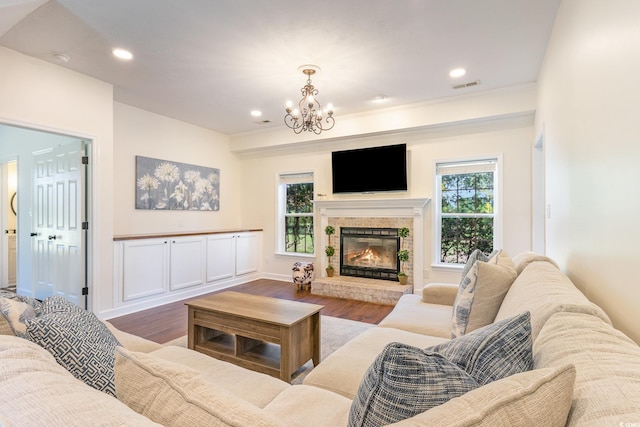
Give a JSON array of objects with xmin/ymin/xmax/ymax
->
[{"xmin": 312, "ymin": 312, "xmax": 321, "ymax": 366}]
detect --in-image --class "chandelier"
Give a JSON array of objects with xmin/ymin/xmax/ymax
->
[{"xmin": 284, "ymin": 66, "xmax": 335, "ymax": 134}]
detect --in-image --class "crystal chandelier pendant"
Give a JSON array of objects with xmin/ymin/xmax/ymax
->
[{"xmin": 284, "ymin": 66, "xmax": 335, "ymax": 134}]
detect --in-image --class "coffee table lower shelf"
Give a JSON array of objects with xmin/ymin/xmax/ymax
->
[{"xmin": 194, "ymin": 332, "xmax": 282, "ymax": 378}]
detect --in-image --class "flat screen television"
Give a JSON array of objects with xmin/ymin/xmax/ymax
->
[{"xmin": 332, "ymin": 144, "xmax": 407, "ymax": 194}]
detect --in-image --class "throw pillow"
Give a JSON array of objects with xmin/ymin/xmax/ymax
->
[
  {"xmin": 430, "ymin": 311, "xmax": 533, "ymax": 385},
  {"xmin": 451, "ymin": 251, "xmax": 517, "ymax": 338},
  {"xmin": 348, "ymin": 342, "xmax": 479, "ymax": 427},
  {"xmin": 0, "ymin": 297, "xmax": 38, "ymax": 338},
  {"xmin": 459, "ymin": 249, "xmax": 490, "ymax": 284},
  {"xmin": 25, "ymin": 296, "xmax": 121, "ymax": 396},
  {"xmin": 399, "ymin": 364, "xmax": 576, "ymax": 426},
  {"xmin": 114, "ymin": 347, "xmax": 282, "ymax": 427}
]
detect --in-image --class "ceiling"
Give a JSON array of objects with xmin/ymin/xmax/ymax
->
[{"xmin": 0, "ymin": 0, "xmax": 560, "ymax": 136}]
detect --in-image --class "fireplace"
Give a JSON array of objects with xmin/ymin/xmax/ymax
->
[{"xmin": 340, "ymin": 227, "xmax": 400, "ymax": 281}]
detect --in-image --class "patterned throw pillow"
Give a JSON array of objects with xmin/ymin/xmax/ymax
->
[
  {"xmin": 25, "ymin": 296, "xmax": 121, "ymax": 396},
  {"xmin": 0, "ymin": 297, "xmax": 38, "ymax": 337},
  {"xmin": 459, "ymin": 249, "xmax": 490, "ymax": 284},
  {"xmin": 430, "ymin": 311, "xmax": 533, "ymax": 385},
  {"xmin": 348, "ymin": 342, "xmax": 479, "ymax": 427},
  {"xmin": 451, "ymin": 250, "xmax": 517, "ymax": 338}
]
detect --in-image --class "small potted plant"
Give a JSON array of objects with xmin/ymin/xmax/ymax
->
[
  {"xmin": 397, "ymin": 227, "xmax": 410, "ymax": 285},
  {"xmin": 325, "ymin": 225, "xmax": 336, "ymax": 277}
]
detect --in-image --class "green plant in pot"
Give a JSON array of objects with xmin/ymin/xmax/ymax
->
[
  {"xmin": 325, "ymin": 225, "xmax": 336, "ymax": 277},
  {"xmin": 397, "ymin": 227, "xmax": 410, "ymax": 285}
]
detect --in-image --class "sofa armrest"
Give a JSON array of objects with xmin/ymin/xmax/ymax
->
[{"xmin": 422, "ymin": 283, "xmax": 459, "ymax": 306}]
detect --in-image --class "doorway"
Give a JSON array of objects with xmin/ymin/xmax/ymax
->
[{"xmin": 0, "ymin": 123, "xmax": 90, "ymax": 309}]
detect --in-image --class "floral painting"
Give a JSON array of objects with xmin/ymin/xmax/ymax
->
[{"xmin": 135, "ymin": 156, "xmax": 220, "ymax": 211}]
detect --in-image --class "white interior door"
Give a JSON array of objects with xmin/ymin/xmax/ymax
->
[{"xmin": 31, "ymin": 142, "xmax": 86, "ymax": 307}]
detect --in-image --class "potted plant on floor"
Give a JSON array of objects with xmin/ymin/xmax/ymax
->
[
  {"xmin": 325, "ymin": 225, "xmax": 336, "ymax": 277},
  {"xmin": 397, "ymin": 227, "xmax": 409, "ymax": 285}
]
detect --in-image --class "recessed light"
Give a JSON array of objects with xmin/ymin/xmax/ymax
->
[
  {"xmin": 370, "ymin": 95, "xmax": 388, "ymax": 103},
  {"xmin": 112, "ymin": 48, "xmax": 133, "ymax": 61},
  {"xmin": 449, "ymin": 68, "xmax": 466, "ymax": 78},
  {"xmin": 250, "ymin": 110, "xmax": 262, "ymax": 117},
  {"xmin": 51, "ymin": 52, "xmax": 70, "ymax": 63}
]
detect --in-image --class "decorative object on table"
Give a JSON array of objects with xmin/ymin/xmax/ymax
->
[
  {"xmin": 135, "ymin": 156, "xmax": 219, "ymax": 211},
  {"xmin": 397, "ymin": 227, "xmax": 410, "ymax": 285},
  {"xmin": 284, "ymin": 65, "xmax": 335, "ymax": 135},
  {"xmin": 325, "ymin": 225, "xmax": 336, "ymax": 277},
  {"xmin": 292, "ymin": 262, "xmax": 315, "ymax": 291}
]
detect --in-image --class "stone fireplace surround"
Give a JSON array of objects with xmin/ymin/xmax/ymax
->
[{"xmin": 313, "ymin": 197, "xmax": 430, "ymax": 303}]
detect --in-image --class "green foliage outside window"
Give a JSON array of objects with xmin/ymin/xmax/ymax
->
[
  {"xmin": 440, "ymin": 172, "xmax": 494, "ymax": 264},
  {"xmin": 285, "ymin": 182, "xmax": 314, "ymax": 254}
]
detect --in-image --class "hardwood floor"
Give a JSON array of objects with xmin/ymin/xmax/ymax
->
[{"xmin": 107, "ymin": 278, "xmax": 395, "ymax": 344}]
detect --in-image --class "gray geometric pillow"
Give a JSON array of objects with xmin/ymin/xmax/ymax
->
[
  {"xmin": 25, "ymin": 296, "xmax": 121, "ymax": 396},
  {"xmin": 429, "ymin": 311, "xmax": 533, "ymax": 385},
  {"xmin": 348, "ymin": 342, "xmax": 479, "ymax": 427}
]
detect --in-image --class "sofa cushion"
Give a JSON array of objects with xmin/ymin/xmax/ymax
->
[
  {"xmin": 303, "ymin": 326, "xmax": 449, "ymax": 399},
  {"xmin": 430, "ymin": 311, "xmax": 533, "ymax": 386},
  {"xmin": 511, "ymin": 251, "xmax": 559, "ymax": 275},
  {"xmin": 0, "ymin": 335, "xmax": 160, "ymax": 426},
  {"xmin": 534, "ymin": 311, "xmax": 640, "ymax": 427},
  {"xmin": 495, "ymin": 261, "xmax": 611, "ymax": 340},
  {"xmin": 149, "ymin": 345, "xmax": 289, "ymax": 408},
  {"xmin": 387, "ymin": 364, "xmax": 576, "ymax": 427},
  {"xmin": 0, "ymin": 291, "xmax": 43, "ymax": 336},
  {"xmin": 24, "ymin": 296, "xmax": 121, "ymax": 396},
  {"xmin": 451, "ymin": 250, "xmax": 517, "ymax": 337},
  {"xmin": 378, "ymin": 294, "xmax": 453, "ymax": 338},
  {"xmin": 114, "ymin": 347, "xmax": 282, "ymax": 427},
  {"xmin": 264, "ymin": 384, "xmax": 352, "ymax": 426},
  {"xmin": 348, "ymin": 342, "xmax": 479, "ymax": 427}
]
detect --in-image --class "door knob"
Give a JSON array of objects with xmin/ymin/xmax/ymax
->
[
  {"xmin": 48, "ymin": 235, "xmax": 57, "ymax": 240},
  {"xmin": 30, "ymin": 233, "xmax": 38, "ymax": 237}
]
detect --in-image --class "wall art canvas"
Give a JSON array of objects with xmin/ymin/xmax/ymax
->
[{"xmin": 135, "ymin": 156, "xmax": 220, "ymax": 211}]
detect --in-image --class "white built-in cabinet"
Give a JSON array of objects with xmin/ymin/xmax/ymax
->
[{"xmin": 113, "ymin": 230, "xmax": 261, "ymax": 311}]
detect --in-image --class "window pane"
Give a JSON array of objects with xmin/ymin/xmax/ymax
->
[
  {"xmin": 286, "ymin": 183, "xmax": 314, "ymax": 214},
  {"xmin": 441, "ymin": 172, "xmax": 494, "ymax": 214},
  {"xmin": 285, "ymin": 216, "xmax": 314, "ymax": 254},
  {"xmin": 440, "ymin": 217, "xmax": 493, "ymax": 263}
]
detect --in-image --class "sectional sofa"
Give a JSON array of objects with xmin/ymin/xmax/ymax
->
[{"xmin": 1, "ymin": 251, "xmax": 639, "ymax": 426}]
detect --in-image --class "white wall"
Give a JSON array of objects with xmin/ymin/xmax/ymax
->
[
  {"xmin": 536, "ymin": 0, "xmax": 640, "ymax": 343},
  {"xmin": 0, "ymin": 46, "xmax": 115, "ymax": 315},
  {"xmin": 240, "ymin": 110, "xmax": 533, "ymax": 288},
  {"xmin": 113, "ymin": 103, "xmax": 243, "ymax": 236}
]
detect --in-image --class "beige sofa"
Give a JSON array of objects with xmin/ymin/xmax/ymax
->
[{"xmin": 1, "ymin": 252, "xmax": 639, "ymax": 426}]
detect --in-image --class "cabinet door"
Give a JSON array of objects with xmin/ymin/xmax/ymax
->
[
  {"xmin": 122, "ymin": 238, "xmax": 168, "ymax": 301},
  {"xmin": 170, "ymin": 236, "xmax": 206, "ymax": 290},
  {"xmin": 206, "ymin": 234, "xmax": 235, "ymax": 282},
  {"xmin": 235, "ymin": 232, "xmax": 259, "ymax": 276}
]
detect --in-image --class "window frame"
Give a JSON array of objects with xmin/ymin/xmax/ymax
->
[
  {"xmin": 433, "ymin": 155, "xmax": 503, "ymax": 268},
  {"xmin": 275, "ymin": 170, "xmax": 316, "ymax": 257}
]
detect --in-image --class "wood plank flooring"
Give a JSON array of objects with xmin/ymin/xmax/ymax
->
[{"xmin": 107, "ymin": 279, "xmax": 395, "ymax": 344}]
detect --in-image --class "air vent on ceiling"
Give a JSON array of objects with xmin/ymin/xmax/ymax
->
[
  {"xmin": 452, "ymin": 80, "xmax": 481, "ymax": 90},
  {"xmin": 254, "ymin": 120, "xmax": 271, "ymax": 125}
]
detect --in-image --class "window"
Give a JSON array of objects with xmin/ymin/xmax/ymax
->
[
  {"xmin": 277, "ymin": 172, "xmax": 315, "ymax": 255},
  {"xmin": 435, "ymin": 158, "xmax": 500, "ymax": 265}
]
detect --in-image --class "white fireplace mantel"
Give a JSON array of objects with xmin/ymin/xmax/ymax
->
[{"xmin": 314, "ymin": 197, "xmax": 431, "ymax": 289}]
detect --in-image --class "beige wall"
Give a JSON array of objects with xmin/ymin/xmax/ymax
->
[
  {"xmin": 113, "ymin": 103, "xmax": 242, "ymax": 236},
  {"xmin": 536, "ymin": 0, "xmax": 640, "ymax": 343},
  {"xmin": 0, "ymin": 46, "xmax": 115, "ymax": 314},
  {"xmin": 240, "ymin": 112, "xmax": 533, "ymax": 288}
]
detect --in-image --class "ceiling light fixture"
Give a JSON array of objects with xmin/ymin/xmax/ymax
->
[
  {"xmin": 112, "ymin": 48, "xmax": 133, "ymax": 61},
  {"xmin": 284, "ymin": 65, "xmax": 335, "ymax": 135},
  {"xmin": 449, "ymin": 68, "xmax": 466, "ymax": 78}
]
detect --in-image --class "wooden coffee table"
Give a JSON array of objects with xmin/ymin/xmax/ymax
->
[{"xmin": 186, "ymin": 291, "xmax": 323, "ymax": 383}]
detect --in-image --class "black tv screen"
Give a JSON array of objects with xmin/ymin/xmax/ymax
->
[{"xmin": 332, "ymin": 144, "xmax": 407, "ymax": 194}]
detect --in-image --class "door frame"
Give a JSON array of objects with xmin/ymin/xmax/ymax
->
[{"xmin": 0, "ymin": 118, "xmax": 94, "ymax": 310}]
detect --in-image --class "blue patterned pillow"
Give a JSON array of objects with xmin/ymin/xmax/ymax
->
[
  {"xmin": 430, "ymin": 311, "xmax": 533, "ymax": 385},
  {"xmin": 348, "ymin": 342, "xmax": 479, "ymax": 427},
  {"xmin": 25, "ymin": 296, "xmax": 121, "ymax": 396}
]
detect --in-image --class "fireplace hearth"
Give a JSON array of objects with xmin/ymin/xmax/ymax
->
[{"xmin": 340, "ymin": 227, "xmax": 399, "ymax": 281}]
